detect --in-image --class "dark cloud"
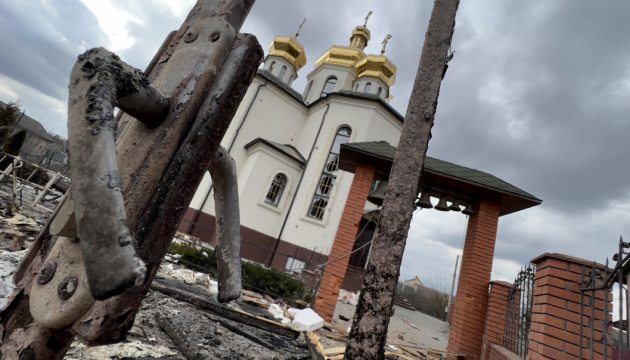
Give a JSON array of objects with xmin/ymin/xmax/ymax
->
[
  {"xmin": 0, "ymin": 0, "xmax": 107, "ymax": 100},
  {"xmin": 0, "ymin": 0, "xmax": 627, "ymax": 287}
]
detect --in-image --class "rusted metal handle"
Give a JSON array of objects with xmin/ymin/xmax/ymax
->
[{"xmin": 67, "ymin": 47, "xmax": 169, "ymax": 300}]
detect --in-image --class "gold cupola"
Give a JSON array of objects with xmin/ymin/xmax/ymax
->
[
  {"xmin": 355, "ymin": 34, "xmax": 397, "ymax": 86},
  {"xmin": 314, "ymin": 12, "xmax": 374, "ymax": 69},
  {"xmin": 267, "ymin": 36, "xmax": 307, "ymax": 72}
]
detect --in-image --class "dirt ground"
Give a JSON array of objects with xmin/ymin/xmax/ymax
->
[{"xmin": 332, "ymin": 301, "xmax": 449, "ymax": 352}]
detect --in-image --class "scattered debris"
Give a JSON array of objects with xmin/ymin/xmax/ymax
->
[
  {"xmin": 402, "ymin": 318, "xmax": 419, "ymax": 329},
  {"xmin": 151, "ymin": 278, "xmax": 301, "ymax": 339},
  {"xmin": 338, "ymin": 314, "xmax": 350, "ymax": 322},
  {"xmin": 288, "ymin": 308, "xmax": 324, "ymax": 332}
]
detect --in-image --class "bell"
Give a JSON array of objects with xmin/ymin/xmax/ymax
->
[
  {"xmin": 415, "ymin": 192, "xmax": 433, "ymax": 209},
  {"xmin": 434, "ymin": 196, "xmax": 450, "ymax": 211},
  {"xmin": 462, "ymin": 203, "xmax": 475, "ymax": 215},
  {"xmin": 367, "ymin": 180, "xmax": 388, "ymax": 206},
  {"xmin": 449, "ymin": 199, "xmax": 462, "ymax": 212},
  {"xmin": 362, "ymin": 209, "xmax": 381, "ymax": 223}
]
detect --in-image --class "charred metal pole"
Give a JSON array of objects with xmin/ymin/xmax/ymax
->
[
  {"xmin": 67, "ymin": 47, "xmax": 169, "ymax": 300},
  {"xmin": 209, "ymin": 146, "xmax": 243, "ymax": 303},
  {"xmin": 345, "ymin": 1, "xmax": 460, "ymax": 359},
  {"xmin": 0, "ymin": 1, "xmax": 261, "ymax": 359}
]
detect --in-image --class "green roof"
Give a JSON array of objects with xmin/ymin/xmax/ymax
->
[{"xmin": 340, "ymin": 141, "xmax": 542, "ymax": 215}]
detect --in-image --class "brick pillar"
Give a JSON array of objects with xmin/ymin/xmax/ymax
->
[
  {"xmin": 314, "ymin": 163, "xmax": 375, "ymax": 322},
  {"xmin": 447, "ymin": 198, "xmax": 501, "ymax": 359},
  {"xmin": 481, "ymin": 281, "xmax": 513, "ymax": 360},
  {"xmin": 528, "ymin": 253, "xmax": 612, "ymax": 360}
]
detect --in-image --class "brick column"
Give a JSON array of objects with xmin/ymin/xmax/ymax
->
[
  {"xmin": 314, "ymin": 163, "xmax": 375, "ymax": 322},
  {"xmin": 528, "ymin": 253, "xmax": 612, "ymax": 360},
  {"xmin": 447, "ymin": 198, "xmax": 501, "ymax": 359},
  {"xmin": 481, "ymin": 281, "xmax": 513, "ymax": 360}
]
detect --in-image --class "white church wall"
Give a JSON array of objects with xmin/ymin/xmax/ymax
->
[{"xmin": 236, "ymin": 147, "xmax": 303, "ymax": 236}]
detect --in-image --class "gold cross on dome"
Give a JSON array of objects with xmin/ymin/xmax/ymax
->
[
  {"xmin": 364, "ymin": 11, "xmax": 373, "ymax": 27},
  {"xmin": 381, "ymin": 34, "xmax": 392, "ymax": 54},
  {"xmin": 296, "ymin": 18, "xmax": 307, "ymax": 38}
]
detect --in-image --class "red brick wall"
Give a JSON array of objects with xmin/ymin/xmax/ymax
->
[
  {"xmin": 528, "ymin": 253, "xmax": 612, "ymax": 360},
  {"xmin": 447, "ymin": 198, "xmax": 501, "ymax": 360},
  {"xmin": 481, "ymin": 281, "xmax": 513, "ymax": 360},
  {"xmin": 313, "ymin": 163, "xmax": 375, "ymax": 322},
  {"xmin": 489, "ymin": 344, "xmax": 522, "ymax": 360}
]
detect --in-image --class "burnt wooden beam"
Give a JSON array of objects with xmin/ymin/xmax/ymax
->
[
  {"xmin": 203, "ymin": 313, "xmax": 274, "ymax": 350},
  {"xmin": 304, "ymin": 332, "xmax": 326, "ymax": 360},
  {"xmin": 150, "ymin": 281, "xmax": 300, "ymax": 340}
]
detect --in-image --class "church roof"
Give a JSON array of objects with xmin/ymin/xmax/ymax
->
[
  {"xmin": 0, "ymin": 101, "xmax": 54, "ymax": 142},
  {"xmin": 257, "ymin": 70, "xmax": 304, "ymax": 102},
  {"xmin": 256, "ymin": 71, "xmax": 405, "ymax": 123},
  {"xmin": 339, "ymin": 141, "xmax": 542, "ymax": 216},
  {"xmin": 244, "ymin": 138, "xmax": 306, "ymax": 166}
]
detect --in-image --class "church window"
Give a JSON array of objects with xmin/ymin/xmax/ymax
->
[
  {"xmin": 364, "ymin": 82, "xmax": 371, "ymax": 93},
  {"xmin": 308, "ymin": 127, "xmax": 352, "ymax": 220},
  {"xmin": 265, "ymin": 173, "xmax": 287, "ymax": 206},
  {"xmin": 377, "ymin": 87, "xmax": 382, "ymax": 97},
  {"xmin": 288, "ymin": 74, "xmax": 293, "ymax": 83},
  {"xmin": 269, "ymin": 61, "xmax": 276, "ymax": 72},
  {"xmin": 278, "ymin": 66, "xmax": 287, "ymax": 81},
  {"xmin": 354, "ymin": 84, "xmax": 359, "ymax": 91},
  {"xmin": 321, "ymin": 77, "xmax": 338, "ymax": 97}
]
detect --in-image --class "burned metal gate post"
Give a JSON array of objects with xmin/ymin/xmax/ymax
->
[
  {"xmin": 0, "ymin": 1, "xmax": 262, "ymax": 358},
  {"xmin": 345, "ymin": 0, "xmax": 460, "ymax": 358}
]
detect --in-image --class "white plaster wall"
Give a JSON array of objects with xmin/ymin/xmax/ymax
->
[
  {"xmin": 263, "ymin": 55, "xmax": 298, "ymax": 86},
  {"xmin": 236, "ymin": 146, "xmax": 303, "ymax": 236},
  {"xmin": 303, "ymin": 65, "xmax": 357, "ymax": 105},
  {"xmin": 353, "ymin": 77, "xmax": 389, "ymax": 99},
  {"xmin": 279, "ymin": 97, "xmax": 403, "ymax": 253}
]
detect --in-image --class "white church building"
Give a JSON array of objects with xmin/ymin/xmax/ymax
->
[{"xmin": 179, "ymin": 20, "xmax": 403, "ymax": 279}]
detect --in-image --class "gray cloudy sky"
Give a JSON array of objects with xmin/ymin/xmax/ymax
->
[{"xmin": 1, "ymin": 0, "xmax": 629, "ymax": 290}]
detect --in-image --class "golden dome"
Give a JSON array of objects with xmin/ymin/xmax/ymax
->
[
  {"xmin": 268, "ymin": 36, "xmax": 307, "ymax": 71},
  {"xmin": 314, "ymin": 46, "xmax": 367, "ymax": 69},
  {"xmin": 355, "ymin": 55, "xmax": 397, "ymax": 86},
  {"xmin": 314, "ymin": 25, "xmax": 372, "ymax": 69}
]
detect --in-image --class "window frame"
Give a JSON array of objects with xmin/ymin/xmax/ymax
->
[
  {"xmin": 307, "ymin": 126, "xmax": 352, "ymax": 220},
  {"xmin": 264, "ymin": 173, "xmax": 287, "ymax": 207},
  {"xmin": 321, "ymin": 76, "xmax": 338, "ymax": 98}
]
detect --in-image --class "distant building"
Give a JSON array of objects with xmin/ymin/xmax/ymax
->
[
  {"xmin": 403, "ymin": 276, "xmax": 425, "ymax": 290},
  {"xmin": 0, "ymin": 101, "xmax": 68, "ymax": 172}
]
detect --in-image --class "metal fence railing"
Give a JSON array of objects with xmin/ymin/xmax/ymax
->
[
  {"xmin": 580, "ymin": 237, "xmax": 629, "ymax": 360},
  {"xmin": 503, "ymin": 265, "xmax": 536, "ymax": 359}
]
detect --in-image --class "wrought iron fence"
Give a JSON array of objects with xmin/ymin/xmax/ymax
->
[
  {"xmin": 503, "ymin": 265, "xmax": 536, "ymax": 359},
  {"xmin": 580, "ymin": 237, "xmax": 629, "ymax": 360}
]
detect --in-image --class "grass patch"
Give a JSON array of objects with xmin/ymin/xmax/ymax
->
[{"xmin": 167, "ymin": 241, "xmax": 314, "ymax": 304}]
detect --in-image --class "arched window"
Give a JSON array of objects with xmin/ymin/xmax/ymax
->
[
  {"xmin": 354, "ymin": 84, "xmax": 359, "ymax": 91},
  {"xmin": 278, "ymin": 66, "xmax": 287, "ymax": 81},
  {"xmin": 321, "ymin": 77, "xmax": 337, "ymax": 97},
  {"xmin": 364, "ymin": 82, "xmax": 372, "ymax": 93},
  {"xmin": 304, "ymin": 81, "xmax": 313, "ymax": 99},
  {"xmin": 265, "ymin": 173, "xmax": 287, "ymax": 206},
  {"xmin": 269, "ymin": 61, "xmax": 276, "ymax": 72},
  {"xmin": 288, "ymin": 74, "xmax": 293, "ymax": 83},
  {"xmin": 308, "ymin": 127, "xmax": 352, "ymax": 220},
  {"xmin": 376, "ymin": 87, "xmax": 382, "ymax": 97}
]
